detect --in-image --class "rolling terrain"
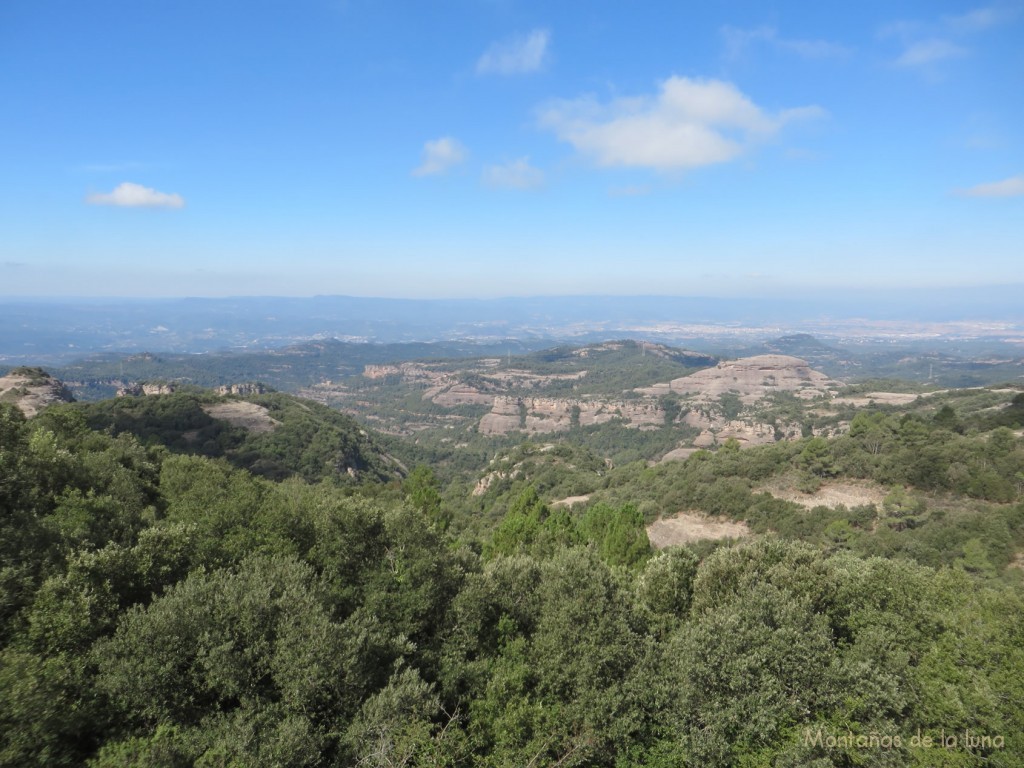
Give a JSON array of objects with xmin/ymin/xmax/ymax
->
[{"xmin": 2, "ymin": 340, "xmax": 1023, "ymax": 766}]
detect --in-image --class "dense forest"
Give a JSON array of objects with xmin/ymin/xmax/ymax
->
[{"xmin": 2, "ymin": 380, "xmax": 1024, "ymax": 765}]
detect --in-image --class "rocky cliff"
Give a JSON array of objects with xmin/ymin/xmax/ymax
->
[
  {"xmin": 0, "ymin": 367, "xmax": 75, "ymax": 417},
  {"xmin": 478, "ymin": 395, "xmax": 663, "ymax": 435},
  {"xmin": 637, "ymin": 354, "xmax": 838, "ymax": 403},
  {"xmin": 116, "ymin": 382, "xmax": 177, "ymax": 397}
]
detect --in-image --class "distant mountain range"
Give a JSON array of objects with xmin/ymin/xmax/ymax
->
[{"xmin": 2, "ymin": 290, "xmax": 1023, "ymax": 363}]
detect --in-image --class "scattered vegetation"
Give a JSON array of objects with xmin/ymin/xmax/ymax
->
[
  {"xmin": 2, "ymin": 359, "xmax": 1024, "ymax": 766},
  {"xmin": 65, "ymin": 390, "xmax": 397, "ymax": 484}
]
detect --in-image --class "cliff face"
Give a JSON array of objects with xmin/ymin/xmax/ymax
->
[
  {"xmin": 475, "ymin": 355, "xmax": 838, "ymax": 446},
  {"xmin": 478, "ymin": 395, "xmax": 663, "ymax": 435},
  {"xmin": 215, "ymin": 383, "xmax": 270, "ymax": 396},
  {"xmin": 0, "ymin": 367, "xmax": 75, "ymax": 417},
  {"xmin": 116, "ymin": 382, "xmax": 177, "ymax": 397},
  {"xmin": 637, "ymin": 354, "xmax": 838, "ymax": 403}
]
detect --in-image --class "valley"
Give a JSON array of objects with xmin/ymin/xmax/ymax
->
[{"xmin": 3, "ymin": 331, "xmax": 1024, "ymax": 766}]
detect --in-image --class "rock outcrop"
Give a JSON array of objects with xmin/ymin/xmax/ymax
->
[
  {"xmin": 116, "ymin": 382, "xmax": 177, "ymax": 397},
  {"xmin": 691, "ymin": 420, "xmax": 778, "ymax": 448},
  {"xmin": 0, "ymin": 367, "xmax": 75, "ymax": 417},
  {"xmin": 431, "ymin": 384, "xmax": 495, "ymax": 407},
  {"xmin": 363, "ymin": 363, "xmax": 437, "ymax": 381},
  {"xmin": 478, "ymin": 396, "xmax": 663, "ymax": 436},
  {"xmin": 202, "ymin": 401, "xmax": 280, "ymax": 434},
  {"xmin": 215, "ymin": 382, "xmax": 269, "ymax": 396},
  {"xmin": 637, "ymin": 354, "xmax": 838, "ymax": 403}
]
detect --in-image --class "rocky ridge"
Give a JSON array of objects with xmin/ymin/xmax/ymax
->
[
  {"xmin": 479, "ymin": 395, "xmax": 663, "ymax": 435},
  {"xmin": 0, "ymin": 367, "xmax": 75, "ymax": 417},
  {"xmin": 637, "ymin": 354, "xmax": 839, "ymax": 403}
]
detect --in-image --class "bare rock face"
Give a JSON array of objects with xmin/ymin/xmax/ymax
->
[
  {"xmin": 638, "ymin": 354, "xmax": 838, "ymax": 403},
  {"xmin": 431, "ymin": 384, "xmax": 495, "ymax": 407},
  {"xmin": 357, "ymin": 349, "xmax": 842, "ymax": 449},
  {"xmin": 215, "ymin": 382, "xmax": 269, "ymax": 396},
  {"xmin": 363, "ymin": 363, "xmax": 437, "ymax": 381},
  {"xmin": 0, "ymin": 367, "xmax": 75, "ymax": 417},
  {"xmin": 478, "ymin": 395, "xmax": 665, "ymax": 436},
  {"xmin": 116, "ymin": 382, "xmax": 177, "ymax": 397},
  {"xmin": 202, "ymin": 401, "xmax": 280, "ymax": 434},
  {"xmin": 692, "ymin": 420, "xmax": 777, "ymax": 448},
  {"xmin": 659, "ymin": 447, "xmax": 701, "ymax": 463}
]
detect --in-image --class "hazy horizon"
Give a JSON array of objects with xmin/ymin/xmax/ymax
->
[{"xmin": 3, "ymin": 282, "xmax": 1024, "ymax": 305}]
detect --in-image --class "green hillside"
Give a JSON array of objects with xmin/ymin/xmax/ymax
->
[
  {"xmin": 63, "ymin": 389, "xmax": 400, "ymax": 484},
  {"xmin": 1, "ymin": 370, "xmax": 1023, "ymax": 766}
]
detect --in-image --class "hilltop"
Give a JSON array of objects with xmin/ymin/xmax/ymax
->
[
  {"xmin": 0, "ymin": 367, "xmax": 74, "ymax": 417},
  {"xmin": 1, "ymin": 344, "xmax": 1023, "ymax": 768},
  {"xmin": 63, "ymin": 386, "xmax": 402, "ymax": 484},
  {"xmin": 637, "ymin": 354, "xmax": 839, "ymax": 402}
]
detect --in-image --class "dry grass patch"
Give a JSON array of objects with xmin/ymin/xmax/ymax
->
[
  {"xmin": 550, "ymin": 494, "xmax": 591, "ymax": 508},
  {"xmin": 658, "ymin": 447, "xmax": 701, "ymax": 464},
  {"xmin": 646, "ymin": 513, "xmax": 750, "ymax": 549},
  {"xmin": 203, "ymin": 401, "xmax": 280, "ymax": 434},
  {"xmin": 832, "ymin": 392, "xmax": 922, "ymax": 407},
  {"xmin": 759, "ymin": 476, "xmax": 887, "ymax": 509}
]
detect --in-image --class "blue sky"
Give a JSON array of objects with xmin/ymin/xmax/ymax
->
[{"xmin": 1, "ymin": 0, "xmax": 1022, "ymax": 298}]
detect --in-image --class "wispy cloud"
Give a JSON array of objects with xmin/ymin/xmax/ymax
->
[
  {"xmin": 85, "ymin": 182, "xmax": 185, "ymax": 208},
  {"xmin": 538, "ymin": 76, "xmax": 824, "ymax": 173},
  {"xmin": 721, "ymin": 25, "xmax": 851, "ymax": 60},
  {"xmin": 960, "ymin": 175, "xmax": 1024, "ymax": 197},
  {"xmin": 883, "ymin": 6, "xmax": 1015, "ymax": 69},
  {"xmin": 482, "ymin": 158, "xmax": 545, "ymax": 189},
  {"xmin": 476, "ymin": 29, "xmax": 549, "ymax": 75},
  {"xmin": 412, "ymin": 137, "xmax": 467, "ymax": 177},
  {"xmin": 895, "ymin": 38, "xmax": 967, "ymax": 67},
  {"xmin": 944, "ymin": 6, "xmax": 1017, "ymax": 32},
  {"xmin": 965, "ymin": 132, "xmax": 1005, "ymax": 150}
]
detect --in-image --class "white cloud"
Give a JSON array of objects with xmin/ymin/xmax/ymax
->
[
  {"xmin": 721, "ymin": 25, "xmax": 850, "ymax": 60},
  {"xmin": 960, "ymin": 175, "xmax": 1024, "ymax": 197},
  {"xmin": 482, "ymin": 158, "xmax": 545, "ymax": 189},
  {"xmin": 412, "ymin": 137, "xmax": 467, "ymax": 177},
  {"xmin": 85, "ymin": 182, "xmax": 184, "ymax": 208},
  {"xmin": 476, "ymin": 29, "xmax": 549, "ymax": 75},
  {"xmin": 895, "ymin": 38, "xmax": 967, "ymax": 66},
  {"xmin": 538, "ymin": 76, "xmax": 824, "ymax": 172}
]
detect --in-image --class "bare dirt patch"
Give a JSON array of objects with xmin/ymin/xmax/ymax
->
[
  {"xmin": 637, "ymin": 355, "xmax": 838, "ymax": 403},
  {"xmin": 0, "ymin": 372, "xmax": 74, "ymax": 417},
  {"xmin": 659, "ymin": 447, "xmax": 701, "ymax": 464},
  {"xmin": 760, "ymin": 478, "xmax": 887, "ymax": 509},
  {"xmin": 832, "ymin": 392, "xmax": 922, "ymax": 407},
  {"xmin": 646, "ymin": 513, "xmax": 750, "ymax": 549},
  {"xmin": 203, "ymin": 401, "xmax": 280, "ymax": 434},
  {"xmin": 551, "ymin": 494, "xmax": 591, "ymax": 508}
]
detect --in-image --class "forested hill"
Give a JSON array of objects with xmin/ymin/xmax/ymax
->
[
  {"xmin": 65, "ymin": 388, "xmax": 401, "ymax": 484},
  {"xmin": 48, "ymin": 338, "xmax": 554, "ymax": 399},
  {"xmin": 1, "ymin": 382, "xmax": 1023, "ymax": 764}
]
